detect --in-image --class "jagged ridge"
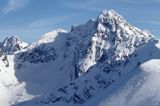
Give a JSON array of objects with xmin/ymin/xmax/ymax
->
[{"xmin": 0, "ymin": 10, "xmax": 159, "ymax": 106}]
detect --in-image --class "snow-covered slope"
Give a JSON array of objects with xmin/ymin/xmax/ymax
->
[
  {"xmin": 97, "ymin": 59, "xmax": 160, "ymax": 106},
  {"xmin": 0, "ymin": 10, "xmax": 160, "ymax": 106}
]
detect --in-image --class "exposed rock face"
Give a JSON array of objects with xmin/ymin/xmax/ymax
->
[
  {"xmin": 0, "ymin": 36, "xmax": 29, "ymax": 54},
  {"xmin": 0, "ymin": 10, "xmax": 160, "ymax": 106}
]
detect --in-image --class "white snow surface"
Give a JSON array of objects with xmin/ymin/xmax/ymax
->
[
  {"xmin": 0, "ymin": 10, "xmax": 160, "ymax": 106},
  {"xmin": 93, "ymin": 59, "xmax": 160, "ymax": 106}
]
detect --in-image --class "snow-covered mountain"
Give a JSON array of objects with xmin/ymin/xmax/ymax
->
[
  {"xmin": 0, "ymin": 36, "xmax": 29, "ymax": 54},
  {"xmin": 0, "ymin": 10, "xmax": 160, "ymax": 106}
]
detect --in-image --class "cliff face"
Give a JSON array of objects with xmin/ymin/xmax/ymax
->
[{"xmin": 0, "ymin": 10, "xmax": 160, "ymax": 106}]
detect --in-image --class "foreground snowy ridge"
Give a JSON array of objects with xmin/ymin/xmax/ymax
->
[{"xmin": 0, "ymin": 10, "xmax": 160, "ymax": 106}]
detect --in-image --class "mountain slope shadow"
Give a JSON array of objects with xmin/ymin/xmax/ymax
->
[
  {"xmin": 13, "ymin": 39, "xmax": 160, "ymax": 106},
  {"xmin": 13, "ymin": 31, "xmax": 72, "ymax": 97},
  {"xmin": 12, "ymin": 9, "xmax": 160, "ymax": 105}
]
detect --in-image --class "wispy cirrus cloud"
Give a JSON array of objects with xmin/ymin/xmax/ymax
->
[
  {"xmin": 58, "ymin": 0, "xmax": 105, "ymax": 12},
  {"xmin": 60, "ymin": 0, "xmax": 138, "ymax": 12},
  {"xmin": 28, "ymin": 15, "xmax": 74, "ymax": 28},
  {"xmin": 2, "ymin": 0, "xmax": 29, "ymax": 14},
  {"xmin": 140, "ymin": 19, "xmax": 160, "ymax": 26},
  {"xmin": 146, "ymin": 20, "xmax": 160, "ymax": 25}
]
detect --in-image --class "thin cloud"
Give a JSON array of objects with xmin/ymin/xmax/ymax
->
[
  {"xmin": 60, "ymin": 0, "xmax": 104, "ymax": 12},
  {"xmin": 145, "ymin": 20, "xmax": 160, "ymax": 25},
  {"xmin": 61, "ymin": 0, "xmax": 137, "ymax": 12},
  {"xmin": 3, "ymin": 0, "xmax": 29, "ymax": 14},
  {"xmin": 29, "ymin": 15, "xmax": 74, "ymax": 28}
]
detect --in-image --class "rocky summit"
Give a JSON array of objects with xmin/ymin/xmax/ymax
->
[{"xmin": 0, "ymin": 10, "xmax": 160, "ymax": 106}]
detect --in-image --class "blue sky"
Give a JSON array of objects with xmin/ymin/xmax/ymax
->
[{"xmin": 0, "ymin": 0, "xmax": 160, "ymax": 42}]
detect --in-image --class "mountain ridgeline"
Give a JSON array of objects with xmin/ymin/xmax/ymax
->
[{"xmin": 0, "ymin": 10, "xmax": 160, "ymax": 106}]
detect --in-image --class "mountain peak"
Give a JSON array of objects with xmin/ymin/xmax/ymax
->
[
  {"xmin": 3, "ymin": 35, "xmax": 21, "ymax": 44},
  {"xmin": 97, "ymin": 10, "xmax": 128, "ymax": 33},
  {"xmin": 100, "ymin": 10, "xmax": 119, "ymax": 17},
  {"xmin": 97, "ymin": 10, "xmax": 153, "ymax": 39},
  {"xmin": 98, "ymin": 10, "xmax": 124, "ymax": 22},
  {"xmin": 37, "ymin": 29, "xmax": 68, "ymax": 44},
  {"xmin": 1, "ymin": 35, "xmax": 28, "ymax": 54}
]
